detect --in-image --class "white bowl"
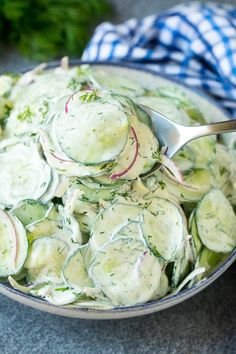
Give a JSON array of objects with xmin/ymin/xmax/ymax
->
[{"xmin": 0, "ymin": 61, "xmax": 235, "ymax": 319}]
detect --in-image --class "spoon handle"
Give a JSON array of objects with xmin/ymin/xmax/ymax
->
[{"xmin": 184, "ymin": 119, "xmax": 236, "ymax": 141}]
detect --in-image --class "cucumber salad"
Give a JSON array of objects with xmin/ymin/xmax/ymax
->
[{"xmin": 0, "ymin": 59, "xmax": 235, "ymax": 309}]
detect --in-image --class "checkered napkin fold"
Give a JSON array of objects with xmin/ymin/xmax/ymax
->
[{"xmin": 82, "ymin": 2, "xmax": 236, "ymax": 118}]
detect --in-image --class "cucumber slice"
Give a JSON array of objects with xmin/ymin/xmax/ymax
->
[
  {"xmin": 156, "ymin": 86, "xmax": 206, "ymax": 124},
  {"xmin": 12, "ymin": 199, "xmax": 48, "ymax": 226},
  {"xmin": 153, "ymin": 169, "xmax": 213, "ymax": 203},
  {"xmin": 63, "ymin": 247, "xmax": 94, "ymax": 291},
  {"xmin": 90, "ymin": 175, "xmax": 125, "ymax": 189},
  {"xmin": 26, "ymin": 237, "xmax": 69, "ymax": 283},
  {"xmin": 188, "ymin": 136, "xmax": 216, "ymax": 169},
  {"xmin": 190, "ymin": 214, "xmax": 202, "ymax": 256},
  {"xmin": 136, "ymin": 96, "xmax": 191, "ymax": 125},
  {"xmin": 151, "ymin": 273, "xmax": 169, "ymax": 300},
  {"xmin": 196, "ymin": 189, "xmax": 236, "ymax": 253},
  {"xmin": 198, "ymin": 247, "xmax": 228, "ymax": 275},
  {"xmin": 26, "ymin": 205, "xmax": 59, "ymax": 240},
  {"xmin": 173, "ymin": 146, "xmax": 195, "ymax": 172},
  {"xmin": 112, "ymin": 220, "xmax": 142, "ymax": 241},
  {"xmin": 141, "ymin": 198, "xmax": 186, "ymax": 261},
  {"xmin": 58, "ymin": 205, "xmax": 82, "ymax": 244},
  {"xmin": 89, "ymin": 238, "xmax": 162, "ymax": 306},
  {"xmin": 67, "ymin": 178, "xmax": 130, "ymax": 204},
  {"xmin": 56, "ymin": 96, "xmax": 129, "ymax": 165},
  {"xmin": 111, "ymin": 94, "xmax": 152, "ymax": 129},
  {"xmin": 184, "ymin": 169, "xmax": 214, "ymax": 191},
  {"xmin": 66, "ymin": 198, "xmax": 98, "ymax": 232},
  {"xmin": 41, "ymin": 169, "xmax": 60, "ymax": 204},
  {"xmin": 0, "ymin": 210, "xmax": 28, "ymax": 276},
  {"xmin": 210, "ymin": 143, "xmax": 232, "ymax": 189},
  {"xmin": 40, "ymin": 128, "xmax": 111, "ymax": 177},
  {"xmin": 0, "ymin": 139, "xmax": 54, "ymax": 207},
  {"xmin": 90, "ymin": 70, "xmax": 144, "ymax": 97},
  {"xmin": 110, "ymin": 114, "xmax": 159, "ymax": 180},
  {"xmin": 90, "ymin": 202, "xmax": 144, "ymax": 254},
  {"xmin": 171, "ymin": 240, "xmax": 193, "ymax": 289},
  {"xmin": 27, "ymin": 204, "xmax": 82, "ymax": 245}
]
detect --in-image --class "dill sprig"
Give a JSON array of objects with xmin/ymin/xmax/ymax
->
[
  {"xmin": 79, "ymin": 90, "xmax": 100, "ymax": 103},
  {"xmin": 0, "ymin": 0, "xmax": 113, "ymax": 60}
]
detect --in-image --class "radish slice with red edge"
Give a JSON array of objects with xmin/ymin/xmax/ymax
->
[{"xmin": 110, "ymin": 127, "xmax": 139, "ymax": 180}]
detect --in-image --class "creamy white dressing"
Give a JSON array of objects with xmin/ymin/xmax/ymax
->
[{"xmin": 0, "ymin": 62, "xmax": 235, "ymax": 308}]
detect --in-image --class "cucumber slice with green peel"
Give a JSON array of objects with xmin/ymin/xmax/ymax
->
[
  {"xmin": 89, "ymin": 238, "xmax": 162, "ymax": 306},
  {"xmin": 153, "ymin": 169, "xmax": 213, "ymax": 203},
  {"xmin": 171, "ymin": 241, "xmax": 193, "ymax": 289},
  {"xmin": 67, "ymin": 178, "xmax": 130, "ymax": 204},
  {"xmin": 112, "ymin": 94, "xmax": 152, "ymax": 129},
  {"xmin": 110, "ymin": 114, "xmax": 159, "ymax": 180},
  {"xmin": 151, "ymin": 273, "xmax": 169, "ymax": 300},
  {"xmin": 12, "ymin": 199, "xmax": 48, "ymax": 226},
  {"xmin": 56, "ymin": 97, "xmax": 130, "ymax": 165},
  {"xmin": 190, "ymin": 214, "xmax": 202, "ymax": 256},
  {"xmin": 40, "ymin": 128, "xmax": 111, "ymax": 177},
  {"xmin": 184, "ymin": 169, "xmax": 214, "ymax": 191},
  {"xmin": 90, "ymin": 203, "xmax": 144, "ymax": 255},
  {"xmin": 26, "ymin": 205, "xmax": 59, "ymax": 241},
  {"xmin": 90, "ymin": 175, "xmax": 125, "ymax": 189},
  {"xmin": 136, "ymin": 96, "xmax": 192, "ymax": 125},
  {"xmin": 90, "ymin": 70, "xmax": 145, "ymax": 97},
  {"xmin": 41, "ymin": 169, "xmax": 60, "ymax": 204},
  {"xmin": 27, "ymin": 204, "xmax": 82, "ymax": 245},
  {"xmin": 141, "ymin": 198, "xmax": 186, "ymax": 261},
  {"xmin": 156, "ymin": 86, "xmax": 206, "ymax": 124},
  {"xmin": 0, "ymin": 139, "xmax": 53, "ymax": 207},
  {"xmin": 188, "ymin": 136, "xmax": 216, "ymax": 169},
  {"xmin": 131, "ymin": 101, "xmax": 153, "ymax": 129},
  {"xmin": 173, "ymin": 146, "xmax": 195, "ymax": 172},
  {"xmin": 198, "ymin": 247, "xmax": 228, "ymax": 275},
  {"xmin": 68, "ymin": 199, "xmax": 98, "ymax": 230},
  {"xmin": 63, "ymin": 247, "xmax": 94, "ymax": 292},
  {"xmin": 0, "ymin": 210, "xmax": 28, "ymax": 277},
  {"xmin": 112, "ymin": 220, "xmax": 142, "ymax": 241},
  {"xmin": 196, "ymin": 189, "xmax": 236, "ymax": 253},
  {"xmin": 26, "ymin": 237, "xmax": 69, "ymax": 283},
  {"xmin": 210, "ymin": 143, "xmax": 232, "ymax": 189},
  {"xmin": 58, "ymin": 205, "xmax": 82, "ymax": 244}
]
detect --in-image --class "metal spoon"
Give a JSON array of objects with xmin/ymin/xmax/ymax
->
[{"xmin": 139, "ymin": 104, "xmax": 236, "ymax": 178}]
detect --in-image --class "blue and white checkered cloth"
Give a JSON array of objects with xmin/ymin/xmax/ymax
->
[{"xmin": 82, "ymin": 2, "xmax": 236, "ymax": 117}]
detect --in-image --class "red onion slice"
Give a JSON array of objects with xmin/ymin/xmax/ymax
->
[
  {"xmin": 161, "ymin": 154, "xmax": 184, "ymax": 184},
  {"xmin": 110, "ymin": 126, "xmax": 139, "ymax": 180}
]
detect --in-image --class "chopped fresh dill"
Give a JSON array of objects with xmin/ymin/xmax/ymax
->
[
  {"xmin": 79, "ymin": 89, "xmax": 100, "ymax": 103},
  {"xmin": 151, "ymin": 149, "xmax": 162, "ymax": 161},
  {"xmin": 17, "ymin": 106, "xmax": 34, "ymax": 122}
]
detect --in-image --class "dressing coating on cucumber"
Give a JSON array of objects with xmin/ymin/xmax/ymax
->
[{"xmin": 0, "ymin": 61, "xmax": 235, "ymax": 308}]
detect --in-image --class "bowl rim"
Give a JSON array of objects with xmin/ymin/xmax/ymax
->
[{"xmin": 0, "ymin": 60, "xmax": 235, "ymax": 320}]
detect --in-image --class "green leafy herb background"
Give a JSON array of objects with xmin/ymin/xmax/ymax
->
[{"xmin": 0, "ymin": 0, "xmax": 112, "ymax": 60}]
